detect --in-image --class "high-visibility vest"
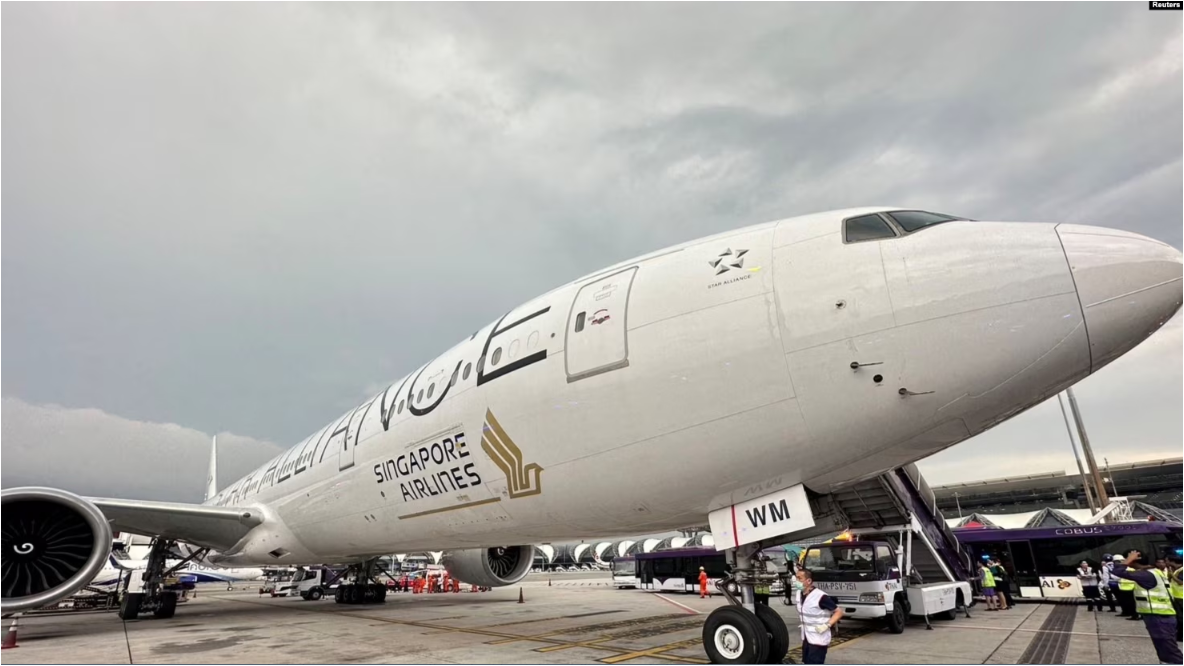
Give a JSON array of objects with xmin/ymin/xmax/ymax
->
[
  {"xmin": 1170, "ymin": 567, "xmax": 1182, "ymax": 601},
  {"xmin": 981, "ymin": 568, "xmax": 995, "ymax": 588},
  {"xmin": 1133, "ymin": 570, "xmax": 1176, "ymax": 616},
  {"xmin": 1118, "ymin": 577, "xmax": 1136, "ymax": 592}
]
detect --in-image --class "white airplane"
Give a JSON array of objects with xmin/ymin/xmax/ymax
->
[
  {"xmin": 83, "ymin": 556, "xmax": 264, "ymax": 592},
  {"xmin": 3, "ymin": 208, "xmax": 1180, "ymax": 662}
]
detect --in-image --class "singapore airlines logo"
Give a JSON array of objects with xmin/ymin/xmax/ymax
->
[{"xmin": 481, "ymin": 410, "xmax": 544, "ymax": 499}]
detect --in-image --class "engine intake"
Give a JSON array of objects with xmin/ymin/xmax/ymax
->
[
  {"xmin": 441, "ymin": 545, "xmax": 534, "ymax": 588},
  {"xmin": 1, "ymin": 487, "xmax": 113, "ymax": 613}
]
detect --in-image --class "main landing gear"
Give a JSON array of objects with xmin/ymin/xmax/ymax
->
[
  {"xmin": 119, "ymin": 539, "xmax": 208, "ymax": 620},
  {"xmin": 329, "ymin": 558, "xmax": 389, "ymax": 606},
  {"xmin": 703, "ymin": 544, "xmax": 789, "ymax": 665}
]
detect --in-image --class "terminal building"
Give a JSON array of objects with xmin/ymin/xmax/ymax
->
[{"xmin": 931, "ymin": 457, "xmax": 1183, "ymax": 519}]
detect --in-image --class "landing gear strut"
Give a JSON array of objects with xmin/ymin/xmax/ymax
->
[
  {"xmin": 702, "ymin": 544, "xmax": 789, "ymax": 665},
  {"xmin": 119, "ymin": 539, "xmax": 205, "ymax": 620},
  {"xmin": 329, "ymin": 557, "xmax": 389, "ymax": 605}
]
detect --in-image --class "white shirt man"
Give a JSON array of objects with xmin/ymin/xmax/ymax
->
[{"xmin": 796, "ymin": 568, "xmax": 844, "ymax": 664}]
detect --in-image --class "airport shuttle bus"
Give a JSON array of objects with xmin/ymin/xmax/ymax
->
[
  {"xmin": 611, "ymin": 555, "xmax": 639, "ymax": 589},
  {"xmin": 955, "ymin": 522, "xmax": 1183, "ymax": 600},
  {"xmin": 636, "ymin": 547, "xmax": 728, "ymax": 594}
]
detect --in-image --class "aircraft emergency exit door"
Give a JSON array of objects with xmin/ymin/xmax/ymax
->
[{"xmin": 565, "ymin": 267, "xmax": 637, "ymax": 382}]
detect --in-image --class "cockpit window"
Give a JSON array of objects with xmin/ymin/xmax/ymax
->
[
  {"xmin": 844, "ymin": 214, "xmax": 898, "ymax": 243},
  {"xmin": 886, "ymin": 210, "xmax": 963, "ymax": 233}
]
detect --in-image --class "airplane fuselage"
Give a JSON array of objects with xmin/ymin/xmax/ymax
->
[{"xmin": 207, "ymin": 208, "xmax": 1182, "ymax": 565}]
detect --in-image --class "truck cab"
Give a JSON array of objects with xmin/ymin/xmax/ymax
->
[
  {"xmin": 291, "ymin": 566, "xmax": 342, "ymax": 601},
  {"xmin": 802, "ymin": 529, "xmax": 972, "ymax": 633}
]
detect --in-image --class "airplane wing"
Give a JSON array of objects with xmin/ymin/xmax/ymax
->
[{"xmin": 92, "ymin": 497, "xmax": 264, "ymax": 552}]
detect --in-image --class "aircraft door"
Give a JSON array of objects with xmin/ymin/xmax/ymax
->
[
  {"xmin": 565, "ymin": 267, "xmax": 637, "ymax": 382},
  {"xmin": 336, "ymin": 406, "xmax": 364, "ymax": 472}
]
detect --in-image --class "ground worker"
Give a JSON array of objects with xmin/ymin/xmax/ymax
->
[
  {"xmin": 1169, "ymin": 557, "xmax": 1182, "ymax": 643},
  {"xmin": 1117, "ymin": 552, "xmax": 1141, "ymax": 620},
  {"xmin": 1112, "ymin": 549, "xmax": 1180, "ymax": 665},
  {"xmin": 1077, "ymin": 560, "xmax": 1100, "ymax": 612},
  {"xmin": 1100, "ymin": 555, "xmax": 1119, "ymax": 612},
  {"xmin": 796, "ymin": 568, "xmax": 843, "ymax": 664},
  {"xmin": 989, "ymin": 559, "xmax": 1011, "ymax": 610},
  {"xmin": 698, "ymin": 566, "xmax": 709, "ymax": 598},
  {"xmin": 980, "ymin": 561, "xmax": 999, "ymax": 611},
  {"xmin": 754, "ymin": 555, "xmax": 772, "ymax": 606}
]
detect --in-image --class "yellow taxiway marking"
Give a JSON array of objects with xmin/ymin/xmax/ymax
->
[{"xmin": 600, "ymin": 637, "xmax": 707, "ymax": 664}]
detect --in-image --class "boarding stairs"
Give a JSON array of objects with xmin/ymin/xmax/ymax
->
[{"xmin": 827, "ymin": 463, "xmax": 974, "ymax": 583}]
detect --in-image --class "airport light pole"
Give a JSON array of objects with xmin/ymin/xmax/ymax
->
[
  {"xmin": 1057, "ymin": 392, "xmax": 1098, "ymax": 513},
  {"xmin": 1065, "ymin": 387, "xmax": 1111, "ymax": 509}
]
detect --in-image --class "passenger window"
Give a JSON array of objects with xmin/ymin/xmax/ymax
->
[
  {"xmin": 575, "ymin": 312, "xmax": 586, "ymax": 332},
  {"xmin": 450, "ymin": 368, "xmax": 458, "ymax": 387},
  {"xmin": 417, "ymin": 389, "xmax": 423, "ymax": 402},
  {"xmin": 875, "ymin": 545, "xmax": 896, "ymax": 571},
  {"xmin": 492, "ymin": 347, "xmax": 502, "ymax": 365},
  {"xmin": 886, "ymin": 210, "xmax": 962, "ymax": 233},
  {"xmin": 427, "ymin": 383, "xmax": 435, "ymax": 399},
  {"xmin": 397, "ymin": 399, "xmax": 404, "ymax": 414},
  {"xmin": 509, "ymin": 339, "xmax": 520, "ymax": 360},
  {"xmin": 845, "ymin": 214, "xmax": 897, "ymax": 243},
  {"xmin": 463, "ymin": 363, "xmax": 472, "ymax": 380}
]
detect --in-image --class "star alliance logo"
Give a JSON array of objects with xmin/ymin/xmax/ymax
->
[
  {"xmin": 709, "ymin": 248, "xmax": 748, "ymax": 275},
  {"xmin": 481, "ymin": 409, "xmax": 543, "ymax": 499},
  {"xmin": 707, "ymin": 248, "xmax": 761, "ymax": 289}
]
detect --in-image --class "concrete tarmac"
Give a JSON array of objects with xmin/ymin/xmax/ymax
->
[{"xmin": 3, "ymin": 576, "xmax": 1176, "ymax": 664}]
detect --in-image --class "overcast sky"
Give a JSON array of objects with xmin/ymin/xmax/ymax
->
[{"xmin": 3, "ymin": 3, "xmax": 1181, "ymax": 502}]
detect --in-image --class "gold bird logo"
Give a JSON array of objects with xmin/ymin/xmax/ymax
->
[{"xmin": 481, "ymin": 410, "xmax": 543, "ymax": 499}]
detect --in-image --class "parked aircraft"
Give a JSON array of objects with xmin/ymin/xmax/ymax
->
[{"xmin": 4, "ymin": 208, "xmax": 1180, "ymax": 662}]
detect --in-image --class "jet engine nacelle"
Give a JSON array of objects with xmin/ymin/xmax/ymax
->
[
  {"xmin": 1, "ymin": 487, "xmax": 113, "ymax": 613},
  {"xmin": 440, "ymin": 545, "xmax": 534, "ymax": 587}
]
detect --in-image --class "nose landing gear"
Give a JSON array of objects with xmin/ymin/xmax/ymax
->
[{"xmin": 702, "ymin": 544, "xmax": 789, "ymax": 664}]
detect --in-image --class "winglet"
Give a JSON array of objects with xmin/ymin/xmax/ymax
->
[{"xmin": 204, "ymin": 435, "xmax": 218, "ymax": 502}]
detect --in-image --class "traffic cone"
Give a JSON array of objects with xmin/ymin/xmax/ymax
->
[
  {"xmin": 1, "ymin": 617, "xmax": 19, "ymax": 650},
  {"xmin": 518, "ymin": 588, "xmax": 525, "ymax": 604}
]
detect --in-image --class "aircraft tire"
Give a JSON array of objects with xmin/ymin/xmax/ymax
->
[
  {"xmin": 702, "ymin": 606, "xmax": 768, "ymax": 664},
  {"xmin": 754, "ymin": 604, "xmax": 789, "ymax": 664},
  {"xmin": 119, "ymin": 592, "xmax": 143, "ymax": 620},
  {"xmin": 153, "ymin": 593, "xmax": 178, "ymax": 619},
  {"xmin": 374, "ymin": 585, "xmax": 387, "ymax": 603}
]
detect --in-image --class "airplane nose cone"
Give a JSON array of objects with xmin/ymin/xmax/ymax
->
[{"xmin": 1057, "ymin": 224, "xmax": 1183, "ymax": 373}]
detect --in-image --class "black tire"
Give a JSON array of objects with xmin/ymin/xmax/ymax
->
[
  {"xmin": 887, "ymin": 596, "xmax": 907, "ymax": 634},
  {"xmin": 334, "ymin": 585, "xmax": 345, "ymax": 603},
  {"xmin": 702, "ymin": 606, "xmax": 768, "ymax": 664},
  {"xmin": 939, "ymin": 592, "xmax": 963, "ymax": 621},
  {"xmin": 119, "ymin": 592, "xmax": 143, "ymax": 620},
  {"xmin": 153, "ymin": 593, "xmax": 177, "ymax": 619},
  {"xmin": 309, "ymin": 587, "xmax": 323, "ymax": 601},
  {"xmin": 754, "ymin": 604, "xmax": 790, "ymax": 664},
  {"xmin": 375, "ymin": 585, "xmax": 387, "ymax": 603}
]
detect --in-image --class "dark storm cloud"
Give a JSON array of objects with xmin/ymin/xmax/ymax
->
[
  {"xmin": 2, "ymin": 3, "xmax": 1180, "ymax": 497},
  {"xmin": 0, "ymin": 398, "xmax": 284, "ymax": 502}
]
